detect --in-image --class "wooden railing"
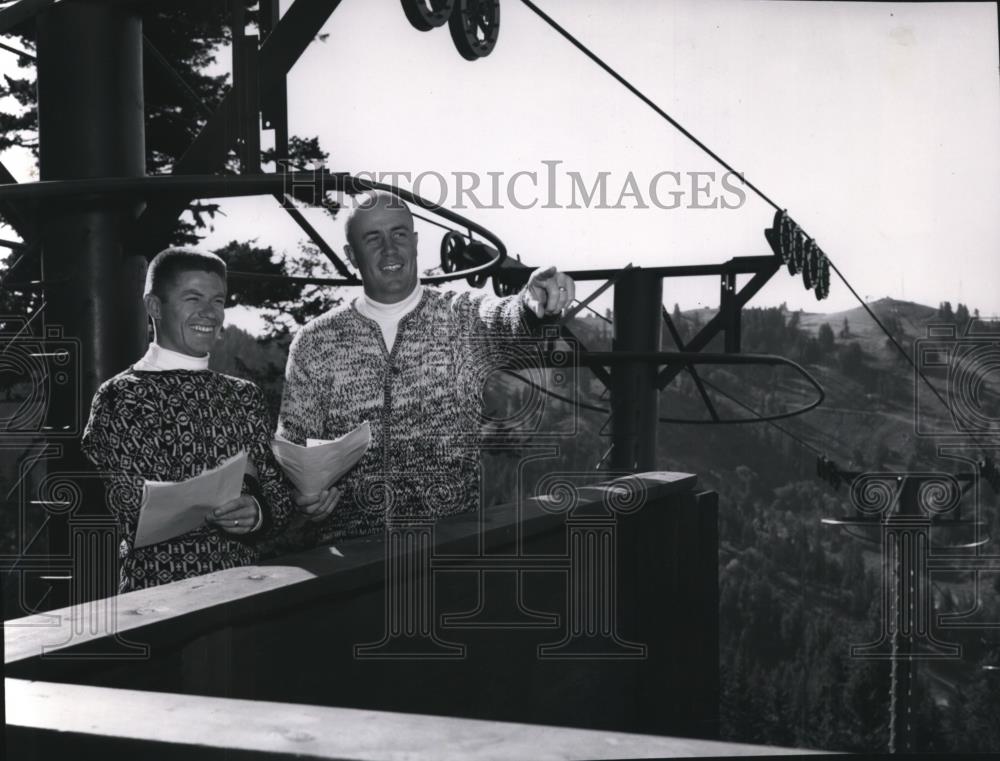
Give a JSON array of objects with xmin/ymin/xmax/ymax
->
[
  {"xmin": 6, "ymin": 677, "xmax": 822, "ymax": 760},
  {"xmin": 4, "ymin": 471, "xmax": 818, "ymax": 759}
]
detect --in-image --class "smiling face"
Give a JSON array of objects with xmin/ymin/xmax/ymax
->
[
  {"xmin": 145, "ymin": 269, "xmax": 226, "ymax": 357},
  {"xmin": 344, "ymin": 197, "xmax": 419, "ymax": 304}
]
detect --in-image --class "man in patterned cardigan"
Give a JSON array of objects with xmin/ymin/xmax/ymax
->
[
  {"xmin": 82, "ymin": 248, "xmax": 295, "ymax": 591},
  {"xmin": 277, "ymin": 191, "xmax": 575, "ymax": 542}
]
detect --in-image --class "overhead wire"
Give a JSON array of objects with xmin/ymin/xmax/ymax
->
[
  {"xmin": 519, "ymin": 0, "xmax": 988, "ymax": 461},
  {"xmin": 518, "ymin": 0, "xmax": 781, "ymax": 212},
  {"xmin": 518, "ymin": 4, "xmax": 980, "ymax": 745}
]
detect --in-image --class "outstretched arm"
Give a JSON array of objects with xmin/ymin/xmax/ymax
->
[
  {"xmin": 521, "ymin": 266, "xmax": 576, "ymax": 319},
  {"xmin": 461, "ymin": 266, "xmax": 577, "ymax": 343}
]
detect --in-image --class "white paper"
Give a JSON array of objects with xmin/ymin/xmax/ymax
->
[
  {"xmin": 271, "ymin": 421, "xmax": 371, "ymax": 497},
  {"xmin": 134, "ymin": 451, "xmax": 248, "ymax": 549}
]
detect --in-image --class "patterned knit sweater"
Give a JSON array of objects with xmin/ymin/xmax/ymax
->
[
  {"xmin": 81, "ymin": 370, "xmax": 294, "ymax": 592},
  {"xmin": 277, "ymin": 288, "xmax": 537, "ymax": 541}
]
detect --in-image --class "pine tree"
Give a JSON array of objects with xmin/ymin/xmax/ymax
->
[
  {"xmin": 818, "ymin": 322, "xmax": 835, "ymax": 353},
  {"xmin": 0, "ymin": 3, "xmax": 335, "ymax": 329},
  {"xmin": 670, "ymin": 303, "xmax": 686, "ymax": 343},
  {"xmin": 955, "ymin": 303, "xmax": 970, "ymax": 329}
]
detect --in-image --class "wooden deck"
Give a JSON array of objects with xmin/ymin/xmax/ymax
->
[{"xmin": 2, "ymin": 470, "xmax": 820, "ymax": 758}]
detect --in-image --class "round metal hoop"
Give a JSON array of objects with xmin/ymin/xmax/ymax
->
[{"xmin": 0, "ymin": 171, "xmax": 509, "ymax": 287}]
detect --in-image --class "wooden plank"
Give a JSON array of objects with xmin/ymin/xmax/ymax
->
[
  {"xmin": 5, "ymin": 472, "xmax": 697, "ymax": 668},
  {"xmin": 6, "ymin": 678, "xmax": 823, "ymax": 759}
]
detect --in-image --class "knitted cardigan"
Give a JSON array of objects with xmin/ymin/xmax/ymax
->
[
  {"xmin": 277, "ymin": 288, "xmax": 537, "ymax": 541},
  {"xmin": 81, "ymin": 370, "xmax": 294, "ymax": 592}
]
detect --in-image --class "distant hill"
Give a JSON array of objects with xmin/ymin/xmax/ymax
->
[
  {"xmin": 799, "ymin": 297, "xmax": 936, "ymax": 338},
  {"xmin": 656, "ymin": 298, "xmax": 1000, "ymax": 474}
]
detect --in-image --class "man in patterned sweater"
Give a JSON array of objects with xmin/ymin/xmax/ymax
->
[
  {"xmin": 82, "ymin": 248, "xmax": 295, "ymax": 591},
  {"xmin": 278, "ymin": 191, "xmax": 575, "ymax": 541}
]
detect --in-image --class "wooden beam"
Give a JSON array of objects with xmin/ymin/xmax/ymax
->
[
  {"xmin": 6, "ymin": 678, "xmax": 821, "ymax": 759},
  {"xmin": 5, "ymin": 471, "xmax": 698, "ymax": 668},
  {"xmin": 5, "ymin": 471, "xmax": 725, "ymax": 742}
]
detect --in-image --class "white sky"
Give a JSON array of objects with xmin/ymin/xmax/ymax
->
[{"xmin": 2, "ymin": 0, "xmax": 998, "ymax": 333}]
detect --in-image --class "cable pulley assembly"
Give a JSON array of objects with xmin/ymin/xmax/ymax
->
[
  {"xmin": 767, "ymin": 210, "xmax": 831, "ymax": 300},
  {"xmin": 400, "ymin": 0, "xmax": 455, "ymax": 31},
  {"xmin": 400, "ymin": 0, "xmax": 500, "ymax": 60},
  {"xmin": 439, "ymin": 231, "xmax": 497, "ymax": 287},
  {"xmin": 449, "ymin": 0, "xmax": 501, "ymax": 60}
]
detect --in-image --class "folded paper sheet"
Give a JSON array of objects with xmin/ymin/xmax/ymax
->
[
  {"xmin": 272, "ymin": 420, "xmax": 371, "ymax": 497},
  {"xmin": 134, "ymin": 451, "xmax": 248, "ymax": 548}
]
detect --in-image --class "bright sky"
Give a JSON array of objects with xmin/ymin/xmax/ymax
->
[{"xmin": 2, "ymin": 0, "xmax": 998, "ymax": 334}]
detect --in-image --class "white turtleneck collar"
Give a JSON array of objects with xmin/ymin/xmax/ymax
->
[
  {"xmin": 133, "ymin": 343, "xmax": 211, "ymax": 372},
  {"xmin": 355, "ymin": 285, "xmax": 424, "ymax": 350}
]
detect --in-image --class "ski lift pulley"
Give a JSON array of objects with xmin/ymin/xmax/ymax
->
[
  {"xmin": 802, "ymin": 239, "xmax": 816, "ymax": 289},
  {"xmin": 448, "ymin": 0, "xmax": 500, "ymax": 60},
  {"xmin": 439, "ymin": 231, "xmax": 492, "ymax": 287},
  {"xmin": 400, "ymin": 0, "xmax": 456, "ymax": 31},
  {"xmin": 440, "ymin": 230, "xmax": 465, "ymax": 273}
]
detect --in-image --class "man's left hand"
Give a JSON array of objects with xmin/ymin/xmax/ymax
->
[
  {"xmin": 523, "ymin": 266, "xmax": 575, "ymax": 318},
  {"xmin": 206, "ymin": 495, "xmax": 261, "ymax": 535}
]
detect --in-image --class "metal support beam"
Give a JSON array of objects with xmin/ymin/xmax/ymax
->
[
  {"xmin": 0, "ymin": 161, "xmax": 31, "ymax": 239},
  {"xmin": 37, "ymin": 1, "xmax": 148, "ymax": 387},
  {"xmin": 496, "ymin": 255, "xmax": 781, "ymax": 286},
  {"xmin": 720, "ymin": 271, "xmax": 740, "ymax": 353},
  {"xmin": 132, "ymin": 0, "xmax": 345, "ymax": 257},
  {"xmin": 278, "ymin": 194, "xmax": 355, "ymax": 278},
  {"xmin": 662, "ymin": 306, "xmax": 719, "ymax": 422},
  {"xmin": 35, "ymin": 1, "xmax": 147, "ymax": 609},
  {"xmin": 260, "ymin": 0, "xmax": 289, "ymax": 162},
  {"xmin": 0, "ymin": 0, "xmax": 63, "ymax": 36},
  {"xmin": 657, "ymin": 259, "xmax": 780, "ymax": 389},
  {"xmin": 610, "ymin": 269, "xmax": 662, "ymax": 472}
]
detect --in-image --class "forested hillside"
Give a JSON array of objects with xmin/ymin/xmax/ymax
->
[{"xmin": 211, "ymin": 296, "xmax": 1000, "ymax": 752}]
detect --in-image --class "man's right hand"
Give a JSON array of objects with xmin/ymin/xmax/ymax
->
[{"xmin": 294, "ymin": 486, "xmax": 342, "ymax": 523}]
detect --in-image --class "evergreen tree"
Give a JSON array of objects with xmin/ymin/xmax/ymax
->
[
  {"xmin": 0, "ymin": 2, "xmax": 336, "ymax": 328},
  {"xmin": 801, "ymin": 336, "xmax": 822, "ymax": 364},
  {"xmin": 818, "ymin": 322, "xmax": 835, "ymax": 353},
  {"xmin": 213, "ymin": 240, "xmax": 342, "ymax": 337},
  {"xmin": 839, "ymin": 341, "xmax": 865, "ymax": 378},
  {"xmin": 955, "ymin": 303, "xmax": 970, "ymax": 329},
  {"xmin": 670, "ymin": 302, "xmax": 687, "ymax": 343},
  {"xmin": 882, "ymin": 314, "xmax": 906, "ymax": 353}
]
